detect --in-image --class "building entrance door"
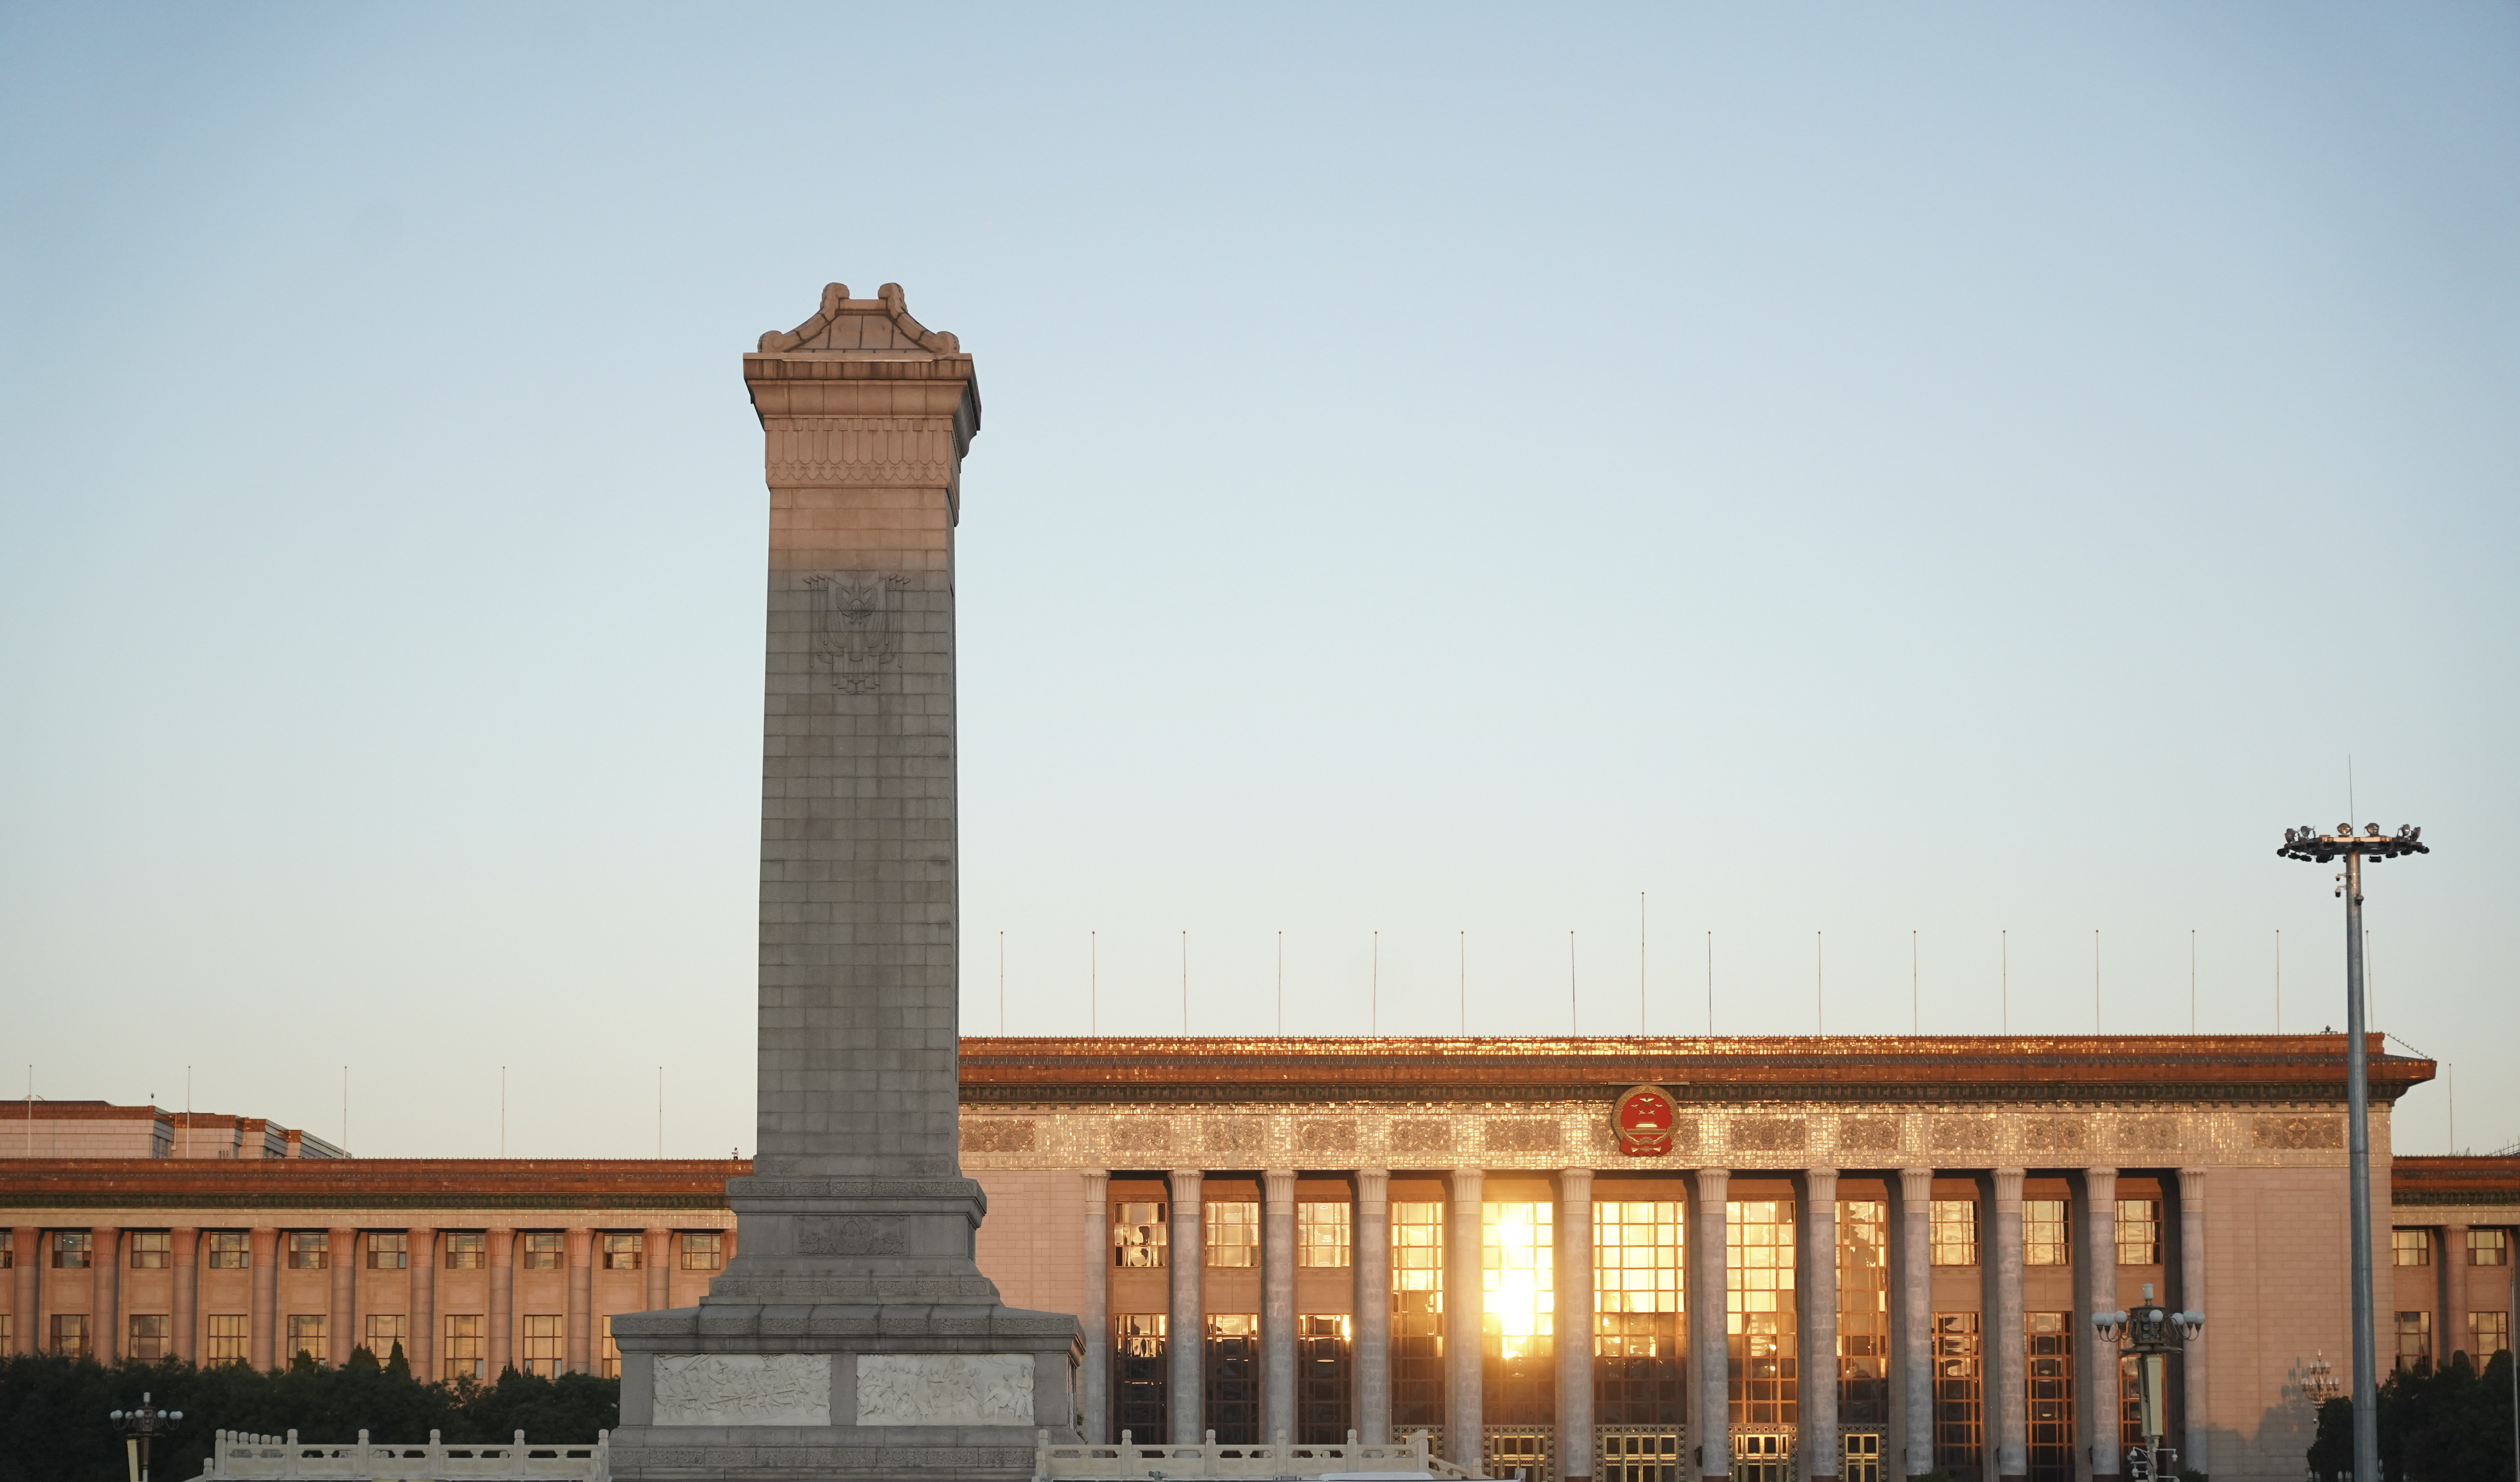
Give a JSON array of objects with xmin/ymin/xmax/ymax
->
[
  {"xmin": 1483, "ymin": 1427, "xmax": 1554, "ymax": 1482},
  {"xmin": 1839, "ymin": 1430, "xmax": 1883, "ymax": 1482},
  {"xmin": 1596, "ymin": 1429, "xmax": 1680, "ymax": 1482},
  {"xmin": 1730, "ymin": 1430, "xmax": 1795, "ymax": 1481}
]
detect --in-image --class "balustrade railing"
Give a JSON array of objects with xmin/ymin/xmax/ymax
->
[
  {"xmin": 1034, "ymin": 1427, "xmax": 1469, "ymax": 1479},
  {"xmin": 199, "ymin": 1429, "xmax": 607, "ymax": 1482}
]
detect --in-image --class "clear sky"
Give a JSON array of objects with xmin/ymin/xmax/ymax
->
[{"xmin": 3, "ymin": 5, "xmax": 2513, "ymax": 1161}]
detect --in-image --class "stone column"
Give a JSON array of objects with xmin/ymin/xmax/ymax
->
[
  {"xmin": 1896, "ymin": 1169, "xmax": 1933, "ymax": 1482},
  {"xmin": 2176, "ymin": 1169, "xmax": 2208, "ymax": 1477},
  {"xmin": 2081, "ymin": 1170, "xmax": 2119, "ymax": 1478},
  {"xmin": 11, "ymin": 1227, "xmax": 37, "ymax": 1354},
  {"xmin": 1353, "ymin": 1169, "xmax": 1393, "ymax": 1445},
  {"xmin": 1082, "ymin": 1173, "xmax": 1112, "ymax": 1443},
  {"xmin": 1557, "ymin": 1168, "xmax": 1596, "ymax": 1482},
  {"xmin": 1802, "ymin": 1172, "xmax": 1840, "ymax": 1482},
  {"xmin": 487, "ymin": 1228, "xmax": 515, "ymax": 1377},
  {"xmin": 1265, "ymin": 1168, "xmax": 1298, "ymax": 1445},
  {"xmin": 249, "ymin": 1228, "xmax": 278, "ymax": 1371},
  {"xmin": 1990, "ymin": 1169, "xmax": 2026, "ymax": 1482},
  {"xmin": 328, "ymin": 1228, "xmax": 357, "ymax": 1364},
  {"xmin": 566, "ymin": 1228, "xmax": 594, "ymax": 1374},
  {"xmin": 1692, "ymin": 1168, "xmax": 1730, "ymax": 1482},
  {"xmin": 1446, "ymin": 1168, "xmax": 1486, "ymax": 1474},
  {"xmin": 1170, "ymin": 1170, "xmax": 1206, "ymax": 1444},
  {"xmin": 92, "ymin": 1227, "xmax": 120, "ymax": 1364},
  {"xmin": 410, "ymin": 1229, "xmax": 438, "ymax": 1377},
  {"xmin": 643, "ymin": 1227, "xmax": 671, "ymax": 1312},
  {"xmin": 171, "ymin": 1228, "xmax": 199, "ymax": 1363}
]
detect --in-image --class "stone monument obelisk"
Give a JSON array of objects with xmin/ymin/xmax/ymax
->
[{"xmin": 609, "ymin": 284, "xmax": 1082, "ymax": 1482}]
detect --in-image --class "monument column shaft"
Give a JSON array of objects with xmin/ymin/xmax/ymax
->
[
  {"xmin": 1896, "ymin": 1169, "xmax": 1932, "ymax": 1481},
  {"xmin": 1445, "ymin": 1168, "xmax": 1486, "ymax": 1473},
  {"xmin": 1990, "ymin": 1169, "xmax": 2027, "ymax": 1482},
  {"xmin": 1083, "ymin": 1171, "xmax": 1112, "ymax": 1443},
  {"xmin": 1264, "ymin": 1169, "xmax": 1297, "ymax": 1444},
  {"xmin": 1171, "ymin": 1170, "xmax": 1207, "ymax": 1443},
  {"xmin": 2177, "ymin": 1168, "xmax": 2208, "ymax": 1476},
  {"xmin": 2082, "ymin": 1169, "xmax": 2119, "ymax": 1477},
  {"xmin": 1556, "ymin": 1168, "xmax": 1595, "ymax": 1482},
  {"xmin": 1352, "ymin": 1169, "xmax": 1393, "ymax": 1445},
  {"xmin": 1692, "ymin": 1169, "xmax": 1730, "ymax": 1482},
  {"xmin": 1802, "ymin": 1171, "xmax": 1840, "ymax": 1482}
]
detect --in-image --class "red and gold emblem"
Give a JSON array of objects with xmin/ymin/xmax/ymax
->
[{"xmin": 1611, "ymin": 1083, "xmax": 1678, "ymax": 1157}]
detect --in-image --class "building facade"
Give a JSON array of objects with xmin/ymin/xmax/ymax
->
[{"xmin": 5, "ymin": 1035, "xmax": 2514, "ymax": 1482}]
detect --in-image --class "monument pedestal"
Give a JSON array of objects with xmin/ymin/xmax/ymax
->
[{"xmin": 607, "ymin": 284, "xmax": 1083, "ymax": 1481}]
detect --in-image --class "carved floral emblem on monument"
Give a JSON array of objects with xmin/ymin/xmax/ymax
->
[
  {"xmin": 1611, "ymin": 1083, "xmax": 1677, "ymax": 1157},
  {"xmin": 805, "ymin": 573, "xmax": 909, "ymax": 693}
]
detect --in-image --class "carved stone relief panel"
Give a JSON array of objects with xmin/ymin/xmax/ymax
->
[
  {"xmin": 960, "ymin": 1119, "xmax": 1038, "ymax": 1154},
  {"xmin": 653, "ymin": 1353, "xmax": 832, "ymax": 1427},
  {"xmin": 855, "ymin": 1353, "xmax": 1035, "ymax": 1427}
]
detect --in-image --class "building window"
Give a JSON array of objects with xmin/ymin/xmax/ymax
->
[
  {"xmin": 522, "ymin": 1233, "xmax": 564, "ymax": 1271},
  {"xmin": 2468, "ymin": 1230, "xmax": 2509, "ymax": 1267},
  {"xmin": 443, "ymin": 1315, "xmax": 486, "ymax": 1380},
  {"xmin": 0, "ymin": 1317, "xmax": 9, "ymax": 1351},
  {"xmin": 601, "ymin": 1315, "xmax": 620, "ymax": 1378},
  {"xmin": 1391, "ymin": 1201, "xmax": 1445, "ymax": 1432},
  {"xmin": 2394, "ymin": 1311, "xmax": 2432, "ymax": 1372},
  {"xmin": 287, "ymin": 1232, "xmax": 329, "ymax": 1270},
  {"xmin": 2117, "ymin": 1199, "xmax": 2163, "ymax": 1266},
  {"xmin": 365, "ymin": 1314, "xmax": 407, "ymax": 1360},
  {"xmin": 1930, "ymin": 1201, "xmax": 1976, "ymax": 1266},
  {"xmin": 1596, "ymin": 1198, "xmax": 1683, "ymax": 1429},
  {"xmin": 2391, "ymin": 1230, "xmax": 2432, "ymax": 1267},
  {"xmin": 2024, "ymin": 1200, "xmax": 2069, "ymax": 1267},
  {"xmin": 1932, "ymin": 1313, "xmax": 1981, "ymax": 1477},
  {"xmin": 1839, "ymin": 1198, "xmax": 1889, "ymax": 1426},
  {"xmin": 2471, "ymin": 1311, "xmax": 2510, "ymax": 1359},
  {"xmin": 288, "ymin": 1314, "xmax": 327, "ymax": 1363},
  {"xmin": 368, "ymin": 1232, "xmax": 408, "ymax": 1269},
  {"xmin": 1113, "ymin": 1202, "xmax": 1167, "ymax": 1268},
  {"xmin": 206, "ymin": 1315, "xmax": 249, "ymax": 1364},
  {"xmin": 127, "ymin": 1315, "xmax": 171, "ymax": 1361},
  {"xmin": 1113, "ymin": 1314, "xmax": 1168, "ymax": 1442},
  {"xmin": 1728, "ymin": 1199, "xmax": 1796, "ymax": 1429},
  {"xmin": 1484, "ymin": 1199, "xmax": 1556, "ymax": 1425},
  {"xmin": 0, "ymin": 1230, "xmax": 13, "ymax": 1268},
  {"xmin": 207, "ymin": 1232, "xmax": 249, "ymax": 1269},
  {"xmin": 1297, "ymin": 1314, "xmax": 1352, "ymax": 1444},
  {"xmin": 52, "ymin": 1231, "xmax": 92, "ymax": 1269},
  {"xmin": 679, "ymin": 1232, "xmax": 723, "ymax": 1271},
  {"xmin": 1207, "ymin": 1202, "xmax": 1260, "ymax": 1269},
  {"xmin": 1298, "ymin": 1202, "xmax": 1352, "ymax": 1267},
  {"xmin": 2026, "ymin": 1313, "xmax": 2074, "ymax": 1482},
  {"xmin": 520, "ymin": 1314, "xmax": 564, "ymax": 1377},
  {"xmin": 604, "ymin": 1234, "xmax": 643, "ymax": 1270},
  {"xmin": 1205, "ymin": 1313, "xmax": 1260, "ymax": 1443},
  {"xmin": 444, "ymin": 1232, "xmax": 486, "ymax": 1269},
  {"xmin": 49, "ymin": 1315, "xmax": 91, "ymax": 1358},
  {"xmin": 129, "ymin": 1231, "xmax": 171, "ymax": 1269}
]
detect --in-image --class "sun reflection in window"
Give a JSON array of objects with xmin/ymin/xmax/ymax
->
[{"xmin": 1483, "ymin": 1200, "xmax": 1554, "ymax": 1362}]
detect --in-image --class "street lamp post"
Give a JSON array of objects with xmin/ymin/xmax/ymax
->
[
  {"xmin": 2093, "ymin": 1284, "xmax": 2204, "ymax": 1481},
  {"xmin": 2278, "ymin": 822, "xmax": 2429, "ymax": 1482},
  {"xmin": 109, "ymin": 1392, "xmax": 182, "ymax": 1482}
]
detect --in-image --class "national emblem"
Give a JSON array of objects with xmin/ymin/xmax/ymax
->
[{"xmin": 1611, "ymin": 1083, "xmax": 1677, "ymax": 1157}]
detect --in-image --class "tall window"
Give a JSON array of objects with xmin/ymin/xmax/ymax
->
[
  {"xmin": 50, "ymin": 1315, "xmax": 91, "ymax": 1358},
  {"xmin": 1392, "ymin": 1201, "xmax": 1445, "ymax": 1431},
  {"xmin": 679, "ymin": 1233, "xmax": 723, "ymax": 1271},
  {"xmin": 1595, "ymin": 1199, "xmax": 1683, "ymax": 1428},
  {"xmin": 2471, "ymin": 1311, "xmax": 2510, "ymax": 1359},
  {"xmin": 369, "ymin": 1232, "xmax": 408, "ymax": 1269},
  {"xmin": 1113, "ymin": 1314, "xmax": 1168, "ymax": 1441},
  {"xmin": 2394, "ymin": 1311, "xmax": 2432, "ymax": 1372},
  {"xmin": 2471, "ymin": 1230, "xmax": 2511, "ymax": 1267},
  {"xmin": 2024, "ymin": 1200, "xmax": 2069, "ymax": 1266},
  {"xmin": 1727, "ymin": 1200, "xmax": 1796, "ymax": 1428},
  {"xmin": 52, "ymin": 1231, "xmax": 92, "ymax": 1269},
  {"xmin": 601, "ymin": 1315, "xmax": 621, "ymax": 1377},
  {"xmin": 520, "ymin": 1315, "xmax": 564, "ymax": 1377},
  {"xmin": 129, "ymin": 1231, "xmax": 171, "ymax": 1269},
  {"xmin": 1298, "ymin": 1314, "xmax": 1352, "ymax": 1443},
  {"xmin": 287, "ymin": 1232, "xmax": 328, "ymax": 1270},
  {"xmin": 1113, "ymin": 1203, "xmax": 1168, "ymax": 1268},
  {"xmin": 127, "ymin": 1315, "xmax": 171, "ymax": 1361},
  {"xmin": 2389, "ymin": 1230, "xmax": 2431, "ymax": 1267},
  {"xmin": 1207, "ymin": 1203, "xmax": 1260, "ymax": 1269},
  {"xmin": 1483, "ymin": 1200, "xmax": 1555, "ymax": 1425},
  {"xmin": 2026, "ymin": 1313, "xmax": 2074, "ymax": 1482},
  {"xmin": 0, "ymin": 1230, "xmax": 13, "ymax": 1268},
  {"xmin": 1932, "ymin": 1313, "xmax": 1981, "ymax": 1477},
  {"xmin": 206, "ymin": 1315, "xmax": 249, "ymax": 1364},
  {"xmin": 1206, "ymin": 1314, "xmax": 1260, "ymax": 1443},
  {"xmin": 207, "ymin": 1232, "xmax": 249, "ymax": 1269},
  {"xmin": 445, "ymin": 1232, "xmax": 487, "ymax": 1270},
  {"xmin": 1838, "ymin": 1199, "xmax": 1888, "ymax": 1426},
  {"xmin": 287, "ymin": 1315, "xmax": 327, "ymax": 1363},
  {"xmin": 1929, "ymin": 1202, "xmax": 1977, "ymax": 1266},
  {"xmin": 522, "ymin": 1233, "xmax": 564, "ymax": 1270},
  {"xmin": 2117, "ymin": 1200, "xmax": 2163, "ymax": 1266},
  {"xmin": 1299, "ymin": 1203, "xmax": 1352, "ymax": 1267},
  {"xmin": 0, "ymin": 1318, "xmax": 10, "ymax": 1351},
  {"xmin": 604, "ymin": 1234, "xmax": 643, "ymax": 1270},
  {"xmin": 365, "ymin": 1314, "xmax": 407, "ymax": 1359},
  {"xmin": 443, "ymin": 1315, "xmax": 486, "ymax": 1380}
]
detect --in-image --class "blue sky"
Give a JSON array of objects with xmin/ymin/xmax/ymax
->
[{"xmin": 3, "ymin": 4, "xmax": 2513, "ymax": 1159}]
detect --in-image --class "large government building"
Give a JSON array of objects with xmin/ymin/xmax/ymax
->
[{"xmin": 5, "ymin": 1034, "xmax": 2515, "ymax": 1482}]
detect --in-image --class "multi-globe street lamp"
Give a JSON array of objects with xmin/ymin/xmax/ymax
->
[
  {"xmin": 108, "ymin": 1392, "xmax": 183, "ymax": 1482},
  {"xmin": 2093, "ymin": 1283, "xmax": 2204, "ymax": 1481},
  {"xmin": 2278, "ymin": 822, "xmax": 2429, "ymax": 1482}
]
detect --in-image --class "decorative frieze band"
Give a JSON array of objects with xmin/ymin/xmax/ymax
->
[{"xmin": 764, "ymin": 417, "xmax": 960, "ymax": 487}]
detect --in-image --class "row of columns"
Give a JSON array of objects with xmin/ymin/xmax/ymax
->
[
  {"xmin": 1079, "ymin": 1164, "xmax": 2209, "ymax": 1482},
  {"xmin": 6, "ymin": 1224, "xmax": 685, "ymax": 1378}
]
